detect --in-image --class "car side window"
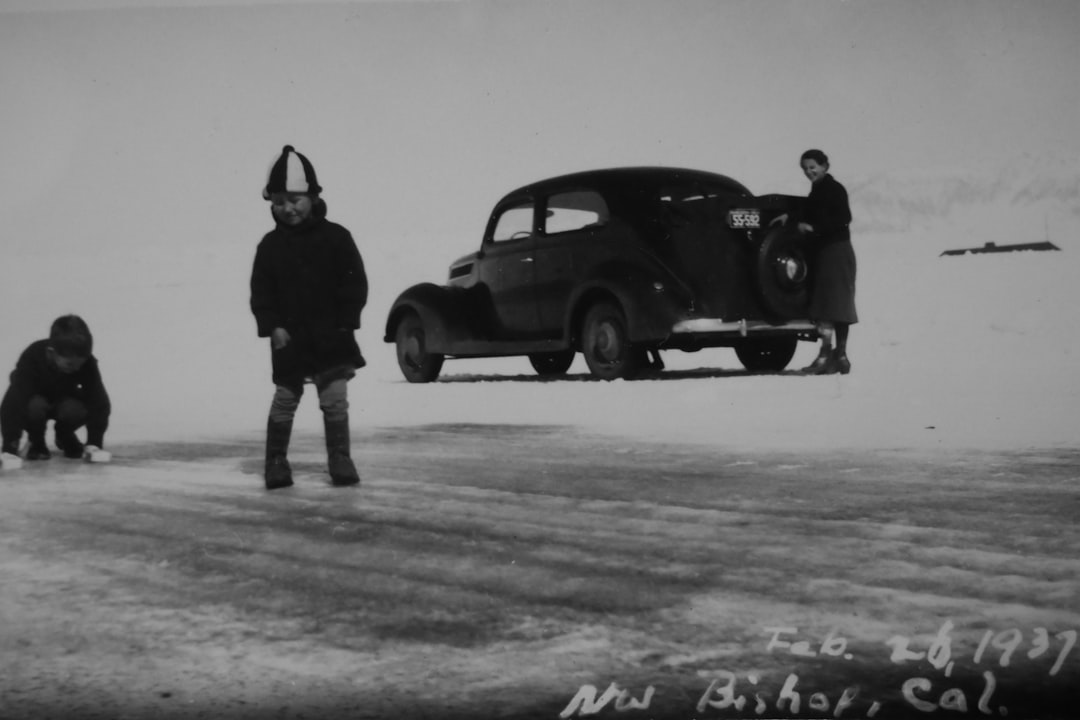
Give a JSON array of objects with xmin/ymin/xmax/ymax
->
[
  {"xmin": 491, "ymin": 203, "xmax": 534, "ymax": 243},
  {"xmin": 544, "ymin": 191, "xmax": 609, "ymax": 235}
]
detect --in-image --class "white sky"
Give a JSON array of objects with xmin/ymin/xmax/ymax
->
[
  {"xmin": 2, "ymin": 0, "xmax": 1077, "ymax": 270},
  {"xmin": 2, "ymin": 1, "xmax": 1077, "ymax": 209}
]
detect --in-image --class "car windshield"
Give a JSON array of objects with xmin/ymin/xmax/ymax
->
[{"xmin": 491, "ymin": 202, "xmax": 534, "ymax": 243}]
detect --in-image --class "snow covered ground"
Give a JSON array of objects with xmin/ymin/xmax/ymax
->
[{"xmin": 2, "ymin": 171, "xmax": 1077, "ymax": 456}]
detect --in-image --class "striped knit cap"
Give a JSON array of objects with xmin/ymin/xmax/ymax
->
[{"xmin": 262, "ymin": 145, "xmax": 322, "ymax": 199}]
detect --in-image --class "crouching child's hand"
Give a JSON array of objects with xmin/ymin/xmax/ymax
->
[{"xmin": 83, "ymin": 446, "xmax": 112, "ymax": 463}]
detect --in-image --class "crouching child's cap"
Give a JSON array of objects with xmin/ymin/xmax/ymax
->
[{"xmin": 263, "ymin": 145, "xmax": 322, "ymax": 199}]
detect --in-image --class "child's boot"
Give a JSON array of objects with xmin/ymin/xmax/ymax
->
[
  {"xmin": 54, "ymin": 425, "xmax": 85, "ymax": 459},
  {"xmin": 26, "ymin": 430, "xmax": 51, "ymax": 460},
  {"xmin": 264, "ymin": 419, "xmax": 294, "ymax": 490},
  {"xmin": 325, "ymin": 418, "xmax": 359, "ymax": 487}
]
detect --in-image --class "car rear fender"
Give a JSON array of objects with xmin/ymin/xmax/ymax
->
[
  {"xmin": 384, "ymin": 283, "xmax": 486, "ymax": 353},
  {"xmin": 751, "ymin": 193, "xmax": 806, "ymax": 226},
  {"xmin": 566, "ymin": 263, "xmax": 686, "ymax": 346}
]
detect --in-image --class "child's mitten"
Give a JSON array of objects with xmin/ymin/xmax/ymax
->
[
  {"xmin": 83, "ymin": 446, "xmax": 112, "ymax": 463},
  {"xmin": 0, "ymin": 452, "xmax": 23, "ymax": 471}
]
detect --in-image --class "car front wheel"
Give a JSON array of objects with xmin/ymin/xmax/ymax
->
[
  {"xmin": 528, "ymin": 351, "xmax": 575, "ymax": 376},
  {"xmin": 581, "ymin": 301, "xmax": 642, "ymax": 380},
  {"xmin": 734, "ymin": 336, "xmax": 798, "ymax": 373},
  {"xmin": 394, "ymin": 311, "xmax": 444, "ymax": 383}
]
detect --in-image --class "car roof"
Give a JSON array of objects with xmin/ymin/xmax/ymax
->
[{"xmin": 503, "ymin": 166, "xmax": 754, "ymax": 200}]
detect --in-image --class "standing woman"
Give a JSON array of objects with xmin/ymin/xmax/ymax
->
[{"xmin": 774, "ymin": 149, "xmax": 858, "ymax": 374}]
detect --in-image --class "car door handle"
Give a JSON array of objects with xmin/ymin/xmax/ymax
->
[{"xmin": 520, "ymin": 257, "xmax": 534, "ymax": 263}]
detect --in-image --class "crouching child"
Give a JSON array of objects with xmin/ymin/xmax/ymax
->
[
  {"xmin": 1, "ymin": 315, "xmax": 112, "ymax": 468},
  {"xmin": 250, "ymin": 145, "xmax": 369, "ymax": 490}
]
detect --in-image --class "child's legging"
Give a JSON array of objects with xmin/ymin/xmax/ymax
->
[{"xmin": 269, "ymin": 379, "xmax": 348, "ymax": 424}]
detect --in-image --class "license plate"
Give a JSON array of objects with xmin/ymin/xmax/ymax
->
[{"xmin": 727, "ymin": 208, "xmax": 761, "ymax": 229}]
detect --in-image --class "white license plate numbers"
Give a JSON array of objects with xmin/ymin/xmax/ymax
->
[{"xmin": 727, "ymin": 209, "xmax": 761, "ymax": 229}]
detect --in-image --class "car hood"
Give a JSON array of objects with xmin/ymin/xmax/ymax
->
[{"xmin": 447, "ymin": 250, "xmax": 480, "ymax": 284}]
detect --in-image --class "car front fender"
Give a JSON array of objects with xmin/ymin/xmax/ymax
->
[{"xmin": 384, "ymin": 283, "xmax": 487, "ymax": 353}]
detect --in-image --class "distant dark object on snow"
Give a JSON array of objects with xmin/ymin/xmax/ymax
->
[{"xmin": 940, "ymin": 240, "xmax": 1061, "ymax": 257}]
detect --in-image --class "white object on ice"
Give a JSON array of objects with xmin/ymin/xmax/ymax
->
[
  {"xmin": 1, "ymin": 452, "xmax": 24, "ymax": 471},
  {"xmin": 83, "ymin": 446, "xmax": 112, "ymax": 464}
]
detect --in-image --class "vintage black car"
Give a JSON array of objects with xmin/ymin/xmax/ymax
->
[{"xmin": 384, "ymin": 167, "xmax": 817, "ymax": 382}]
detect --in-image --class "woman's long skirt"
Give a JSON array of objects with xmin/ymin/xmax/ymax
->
[{"xmin": 808, "ymin": 239, "xmax": 858, "ymax": 324}]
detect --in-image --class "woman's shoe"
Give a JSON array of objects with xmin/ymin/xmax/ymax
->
[
  {"xmin": 835, "ymin": 351, "xmax": 851, "ymax": 375},
  {"xmin": 801, "ymin": 349, "xmax": 838, "ymax": 375}
]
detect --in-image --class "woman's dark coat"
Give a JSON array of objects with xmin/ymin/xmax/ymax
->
[
  {"xmin": 250, "ymin": 201, "xmax": 369, "ymax": 388},
  {"xmin": 801, "ymin": 173, "xmax": 858, "ymax": 324}
]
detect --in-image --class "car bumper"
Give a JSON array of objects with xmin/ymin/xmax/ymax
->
[{"xmin": 671, "ymin": 318, "xmax": 817, "ymax": 336}]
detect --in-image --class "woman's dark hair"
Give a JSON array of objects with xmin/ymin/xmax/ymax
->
[
  {"xmin": 49, "ymin": 314, "xmax": 93, "ymax": 358},
  {"xmin": 800, "ymin": 149, "xmax": 830, "ymax": 168}
]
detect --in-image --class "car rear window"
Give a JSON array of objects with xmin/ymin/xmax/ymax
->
[
  {"xmin": 659, "ymin": 185, "xmax": 731, "ymax": 206},
  {"xmin": 655, "ymin": 183, "xmax": 741, "ymax": 225}
]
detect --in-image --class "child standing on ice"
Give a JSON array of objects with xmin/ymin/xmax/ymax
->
[
  {"xmin": 0, "ymin": 315, "xmax": 112, "ymax": 469},
  {"xmin": 250, "ymin": 145, "xmax": 369, "ymax": 490}
]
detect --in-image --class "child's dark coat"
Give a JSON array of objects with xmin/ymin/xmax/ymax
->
[
  {"xmin": 0, "ymin": 340, "xmax": 112, "ymax": 450},
  {"xmin": 249, "ymin": 202, "xmax": 369, "ymax": 388}
]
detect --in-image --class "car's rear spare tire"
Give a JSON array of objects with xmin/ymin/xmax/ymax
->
[{"xmin": 756, "ymin": 225, "xmax": 810, "ymax": 319}]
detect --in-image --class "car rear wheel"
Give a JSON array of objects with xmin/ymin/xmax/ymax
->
[
  {"xmin": 734, "ymin": 336, "xmax": 798, "ymax": 373},
  {"xmin": 528, "ymin": 351, "xmax": 575, "ymax": 376},
  {"xmin": 394, "ymin": 311, "xmax": 444, "ymax": 383},
  {"xmin": 581, "ymin": 301, "xmax": 642, "ymax": 380},
  {"xmin": 757, "ymin": 224, "xmax": 810, "ymax": 319}
]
